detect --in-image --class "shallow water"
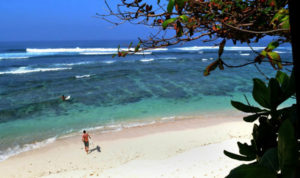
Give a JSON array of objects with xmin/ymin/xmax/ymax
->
[{"xmin": 0, "ymin": 40, "xmax": 294, "ymax": 161}]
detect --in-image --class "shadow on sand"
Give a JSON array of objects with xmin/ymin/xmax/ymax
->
[{"xmin": 89, "ymin": 145, "xmax": 101, "ymax": 154}]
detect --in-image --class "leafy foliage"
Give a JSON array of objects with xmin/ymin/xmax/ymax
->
[
  {"xmin": 225, "ymin": 71, "xmax": 299, "ymax": 177},
  {"xmin": 226, "ymin": 164, "xmax": 277, "ymax": 178},
  {"xmin": 100, "ymin": 0, "xmax": 292, "ymax": 74}
]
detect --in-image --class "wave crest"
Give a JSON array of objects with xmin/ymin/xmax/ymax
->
[
  {"xmin": 0, "ymin": 137, "xmax": 56, "ymax": 162},
  {"xmin": 0, "ymin": 67, "xmax": 71, "ymax": 75}
]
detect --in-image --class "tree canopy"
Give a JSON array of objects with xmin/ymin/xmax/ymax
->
[{"xmin": 99, "ymin": 0, "xmax": 292, "ymax": 75}]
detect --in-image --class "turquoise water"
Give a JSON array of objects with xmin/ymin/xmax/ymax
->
[{"xmin": 0, "ymin": 40, "xmax": 294, "ymax": 161}]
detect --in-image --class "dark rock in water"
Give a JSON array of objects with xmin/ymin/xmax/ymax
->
[
  {"xmin": 200, "ymin": 88, "xmax": 231, "ymax": 97},
  {"xmin": 118, "ymin": 96, "xmax": 142, "ymax": 105},
  {"xmin": 159, "ymin": 89, "xmax": 189, "ymax": 99},
  {"xmin": 135, "ymin": 90, "xmax": 153, "ymax": 98},
  {"xmin": 146, "ymin": 86, "xmax": 164, "ymax": 97},
  {"xmin": 237, "ymin": 87, "xmax": 251, "ymax": 93},
  {"xmin": 0, "ymin": 99, "xmax": 63, "ymax": 123}
]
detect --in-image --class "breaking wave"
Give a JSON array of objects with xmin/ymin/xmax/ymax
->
[{"xmin": 0, "ymin": 67, "xmax": 71, "ymax": 75}]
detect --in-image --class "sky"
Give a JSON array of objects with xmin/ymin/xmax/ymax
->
[{"xmin": 0, "ymin": 0, "xmax": 156, "ymax": 42}]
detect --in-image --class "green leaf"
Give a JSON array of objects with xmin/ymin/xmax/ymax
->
[
  {"xmin": 226, "ymin": 164, "xmax": 277, "ymax": 178},
  {"xmin": 271, "ymin": 9, "xmax": 288, "ymax": 23},
  {"xmin": 224, "ymin": 150, "xmax": 255, "ymax": 161},
  {"xmin": 243, "ymin": 113, "xmax": 262, "ymax": 122},
  {"xmin": 167, "ymin": 0, "xmax": 175, "ymax": 13},
  {"xmin": 135, "ymin": 42, "xmax": 141, "ymax": 52},
  {"xmin": 275, "ymin": 70, "xmax": 295, "ymax": 102},
  {"xmin": 175, "ymin": 0, "xmax": 186, "ymax": 8},
  {"xmin": 280, "ymin": 16, "xmax": 290, "ymax": 29},
  {"xmin": 267, "ymin": 52, "xmax": 282, "ymax": 69},
  {"xmin": 179, "ymin": 15, "xmax": 189, "ymax": 22},
  {"xmin": 271, "ymin": 8, "xmax": 289, "ymax": 29},
  {"xmin": 231, "ymin": 100, "xmax": 263, "ymax": 113},
  {"xmin": 278, "ymin": 119, "xmax": 297, "ymax": 177},
  {"xmin": 281, "ymin": 70, "xmax": 295, "ymax": 100},
  {"xmin": 128, "ymin": 42, "xmax": 133, "ymax": 49},
  {"xmin": 267, "ymin": 41, "xmax": 279, "ymax": 51},
  {"xmin": 268, "ymin": 78, "xmax": 283, "ymax": 109},
  {"xmin": 237, "ymin": 142, "xmax": 256, "ymax": 159},
  {"xmin": 276, "ymin": 71, "xmax": 289, "ymax": 85},
  {"xmin": 162, "ymin": 17, "xmax": 177, "ymax": 29},
  {"xmin": 252, "ymin": 78, "xmax": 271, "ymax": 109},
  {"xmin": 259, "ymin": 147, "xmax": 279, "ymax": 172},
  {"xmin": 260, "ymin": 50, "xmax": 267, "ymax": 57}
]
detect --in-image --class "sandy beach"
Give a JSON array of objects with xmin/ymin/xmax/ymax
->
[{"xmin": 0, "ymin": 114, "xmax": 253, "ymax": 178}]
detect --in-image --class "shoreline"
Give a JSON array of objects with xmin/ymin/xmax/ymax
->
[
  {"xmin": 0, "ymin": 113, "xmax": 253, "ymax": 178},
  {"xmin": 59, "ymin": 108, "xmax": 247, "ymax": 141},
  {"xmin": 0, "ymin": 109, "xmax": 244, "ymax": 162}
]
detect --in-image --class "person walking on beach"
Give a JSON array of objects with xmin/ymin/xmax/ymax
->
[{"xmin": 82, "ymin": 130, "xmax": 91, "ymax": 154}]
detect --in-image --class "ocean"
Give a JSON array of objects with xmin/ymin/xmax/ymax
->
[{"xmin": 0, "ymin": 40, "xmax": 294, "ymax": 161}]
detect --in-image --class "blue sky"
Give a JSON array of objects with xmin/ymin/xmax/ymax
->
[{"xmin": 0, "ymin": 0, "xmax": 155, "ymax": 41}]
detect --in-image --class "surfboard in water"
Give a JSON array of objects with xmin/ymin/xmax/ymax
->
[{"xmin": 65, "ymin": 96, "xmax": 71, "ymax": 100}]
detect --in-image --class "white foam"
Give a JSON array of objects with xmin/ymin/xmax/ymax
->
[
  {"xmin": 103, "ymin": 60, "xmax": 116, "ymax": 64},
  {"xmin": 26, "ymin": 47, "xmax": 155, "ymax": 54},
  {"xmin": 123, "ymin": 121, "xmax": 156, "ymax": 128},
  {"xmin": 61, "ymin": 61, "xmax": 93, "ymax": 66},
  {"xmin": 159, "ymin": 57, "xmax": 177, "ymax": 60},
  {"xmin": 161, "ymin": 116, "xmax": 176, "ymax": 121},
  {"xmin": 202, "ymin": 58, "xmax": 208, "ymax": 61},
  {"xmin": 27, "ymin": 47, "xmax": 118, "ymax": 53},
  {"xmin": 175, "ymin": 46, "xmax": 265, "ymax": 51},
  {"xmin": 0, "ymin": 137, "xmax": 56, "ymax": 162},
  {"xmin": 0, "ymin": 56, "xmax": 29, "ymax": 60},
  {"xmin": 135, "ymin": 51, "xmax": 152, "ymax": 55},
  {"xmin": 0, "ymin": 67, "xmax": 71, "ymax": 75},
  {"xmin": 100, "ymin": 124, "xmax": 123, "ymax": 133},
  {"xmin": 81, "ymin": 120, "xmax": 157, "ymax": 135},
  {"xmin": 80, "ymin": 52, "xmax": 115, "ymax": 55},
  {"xmin": 140, "ymin": 58, "xmax": 155, "ymax": 62},
  {"xmin": 75, "ymin": 74, "xmax": 91, "ymax": 79},
  {"xmin": 176, "ymin": 46, "xmax": 218, "ymax": 51},
  {"xmin": 106, "ymin": 124, "xmax": 122, "ymax": 129},
  {"xmin": 84, "ymin": 126, "xmax": 105, "ymax": 132},
  {"xmin": 225, "ymin": 46, "xmax": 265, "ymax": 51},
  {"xmin": 147, "ymin": 48, "xmax": 168, "ymax": 51},
  {"xmin": 80, "ymin": 51, "xmax": 152, "ymax": 55},
  {"xmin": 240, "ymin": 53, "xmax": 250, "ymax": 56},
  {"xmin": 274, "ymin": 50, "xmax": 286, "ymax": 54}
]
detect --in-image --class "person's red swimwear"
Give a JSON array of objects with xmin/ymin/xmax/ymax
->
[{"xmin": 82, "ymin": 130, "xmax": 91, "ymax": 154}]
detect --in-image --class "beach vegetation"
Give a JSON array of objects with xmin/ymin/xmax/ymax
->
[{"xmin": 225, "ymin": 70, "xmax": 299, "ymax": 178}]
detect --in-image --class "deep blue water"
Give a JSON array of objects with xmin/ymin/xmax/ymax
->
[{"xmin": 0, "ymin": 40, "xmax": 294, "ymax": 161}]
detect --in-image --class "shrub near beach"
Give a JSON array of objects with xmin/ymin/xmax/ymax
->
[{"xmin": 225, "ymin": 70, "xmax": 298, "ymax": 177}]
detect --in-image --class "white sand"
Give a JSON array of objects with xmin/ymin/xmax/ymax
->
[{"xmin": 0, "ymin": 116, "xmax": 253, "ymax": 178}]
